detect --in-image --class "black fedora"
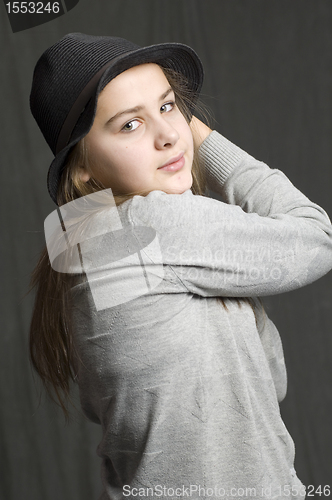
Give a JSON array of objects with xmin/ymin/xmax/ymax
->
[{"xmin": 30, "ymin": 33, "xmax": 204, "ymax": 204}]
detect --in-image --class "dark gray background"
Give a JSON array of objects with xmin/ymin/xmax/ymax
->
[{"xmin": 1, "ymin": 1, "xmax": 331, "ymax": 498}]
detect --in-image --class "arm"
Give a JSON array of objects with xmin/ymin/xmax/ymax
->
[
  {"xmin": 127, "ymin": 130, "xmax": 332, "ymax": 297},
  {"xmin": 190, "ymin": 115, "xmax": 212, "ymax": 150}
]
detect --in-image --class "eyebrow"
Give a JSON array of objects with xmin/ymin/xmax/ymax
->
[{"xmin": 104, "ymin": 87, "xmax": 174, "ymax": 126}]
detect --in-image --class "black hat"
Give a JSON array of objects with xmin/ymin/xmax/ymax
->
[{"xmin": 30, "ymin": 33, "xmax": 204, "ymax": 204}]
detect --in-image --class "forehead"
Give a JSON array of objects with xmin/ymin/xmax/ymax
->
[{"xmin": 97, "ymin": 63, "xmax": 170, "ymax": 108}]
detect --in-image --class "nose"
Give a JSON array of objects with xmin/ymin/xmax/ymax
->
[{"xmin": 154, "ymin": 118, "xmax": 179, "ymax": 149}]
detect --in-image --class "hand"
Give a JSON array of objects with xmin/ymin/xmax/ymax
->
[{"xmin": 190, "ymin": 116, "xmax": 212, "ymax": 150}]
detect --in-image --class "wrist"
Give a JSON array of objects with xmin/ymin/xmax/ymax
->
[{"xmin": 190, "ymin": 116, "xmax": 212, "ymax": 150}]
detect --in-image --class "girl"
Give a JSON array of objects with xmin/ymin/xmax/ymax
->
[{"xmin": 29, "ymin": 33, "xmax": 332, "ymax": 499}]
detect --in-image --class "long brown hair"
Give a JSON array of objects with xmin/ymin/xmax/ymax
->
[{"xmin": 29, "ymin": 66, "xmax": 258, "ymax": 417}]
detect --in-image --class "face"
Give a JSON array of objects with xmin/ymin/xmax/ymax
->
[{"xmin": 81, "ymin": 63, "xmax": 194, "ymax": 195}]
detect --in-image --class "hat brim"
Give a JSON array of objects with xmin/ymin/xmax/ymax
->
[{"xmin": 47, "ymin": 42, "xmax": 204, "ymax": 204}]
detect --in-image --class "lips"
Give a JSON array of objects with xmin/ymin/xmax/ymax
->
[{"xmin": 158, "ymin": 153, "xmax": 185, "ymax": 172}]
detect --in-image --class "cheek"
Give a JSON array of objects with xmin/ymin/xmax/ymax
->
[
  {"xmin": 112, "ymin": 146, "xmax": 146, "ymax": 174},
  {"xmin": 93, "ymin": 140, "xmax": 126, "ymax": 171},
  {"xmin": 86, "ymin": 135, "xmax": 109, "ymax": 167}
]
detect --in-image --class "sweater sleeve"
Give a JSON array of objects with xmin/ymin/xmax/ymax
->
[
  {"xmin": 123, "ymin": 131, "xmax": 332, "ymax": 298},
  {"xmin": 199, "ymin": 130, "xmax": 332, "ymax": 220}
]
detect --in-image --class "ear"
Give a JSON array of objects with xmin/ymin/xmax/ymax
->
[{"xmin": 79, "ymin": 166, "xmax": 91, "ymax": 183}]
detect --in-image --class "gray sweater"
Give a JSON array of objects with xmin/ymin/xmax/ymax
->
[{"xmin": 70, "ymin": 131, "xmax": 332, "ymax": 499}]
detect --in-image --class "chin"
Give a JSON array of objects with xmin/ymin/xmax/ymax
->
[
  {"xmin": 168, "ymin": 174, "xmax": 193, "ymax": 195},
  {"xmin": 166, "ymin": 185, "xmax": 192, "ymax": 195}
]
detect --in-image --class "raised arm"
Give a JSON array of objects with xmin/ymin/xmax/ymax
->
[
  {"xmin": 190, "ymin": 115, "xmax": 212, "ymax": 150},
  {"xmin": 126, "ymin": 130, "xmax": 332, "ymax": 297}
]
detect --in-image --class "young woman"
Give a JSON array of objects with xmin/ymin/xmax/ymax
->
[{"xmin": 30, "ymin": 33, "xmax": 332, "ymax": 499}]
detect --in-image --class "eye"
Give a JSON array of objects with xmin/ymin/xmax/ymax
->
[
  {"xmin": 160, "ymin": 102, "xmax": 175, "ymax": 113},
  {"xmin": 121, "ymin": 119, "xmax": 141, "ymax": 132}
]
